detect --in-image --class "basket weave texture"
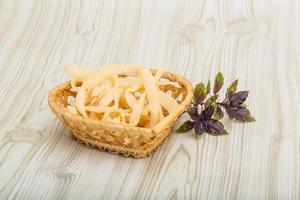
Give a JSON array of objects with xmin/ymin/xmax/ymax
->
[{"xmin": 48, "ymin": 70, "xmax": 193, "ymax": 158}]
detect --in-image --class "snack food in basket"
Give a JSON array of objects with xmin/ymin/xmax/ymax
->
[{"xmin": 48, "ymin": 64, "xmax": 193, "ymax": 158}]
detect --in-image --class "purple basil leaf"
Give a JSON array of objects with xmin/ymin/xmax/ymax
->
[
  {"xmin": 226, "ymin": 91, "xmax": 234, "ymax": 101},
  {"xmin": 224, "ymin": 105, "xmax": 238, "ymax": 120},
  {"xmin": 187, "ymin": 105, "xmax": 199, "ymax": 121},
  {"xmin": 205, "ymin": 119, "xmax": 228, "ymax": 135},
  {"xmin": 194, "ymin": 121, "xmax": 206, "ymax": 135},
  {"xmin": 207, "ymin": 80, "xmax": 211, "ymax": 94},
  {"xmin": 227, "ymin": 79, "xmax": 238, "ymax": 94},
  {"xmin": 194, "ymin": 83, "xmax": 207, "ymax": 104},
  {"xmin": 235, "ymin": 107, "xmax": 256, "ymax": 122},
  {"xmin": 213, "ymin": 72, "xmax": 224, "ymax": 94},
  {"xmin": 240, "ymin": 103, "xmax": 247, "ymax": 108},
  {"xmin": 201, "ymin": 105, "xmax": 214, "ymax": 120},
  {"xmin": 214, "ymin": 106, "xmax": 224, "ymax": 120},
  {"xmin": 229, "ymin": 91, "xmax": 249, "ymax": 106},
  {"xmin": 176, "ymin": 120, "xmax": 194, "ymax": 133},
  {"xmin": 225, "ymin": 106, "xmax": 255, "ymax": 122}
]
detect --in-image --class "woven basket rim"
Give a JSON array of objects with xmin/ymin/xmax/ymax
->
[{"xmin": 48, "ymin": 69, "xmax": 193, "ymax": 133}]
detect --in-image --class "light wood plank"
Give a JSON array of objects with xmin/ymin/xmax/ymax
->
[{"xmin": 0, "ymin": 0, "xmax": 299, "ymax": 199}]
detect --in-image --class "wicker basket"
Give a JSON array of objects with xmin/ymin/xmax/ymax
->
[{"xmin": 48, "ymin": 69, "xmax": 193, "ymax": 158}]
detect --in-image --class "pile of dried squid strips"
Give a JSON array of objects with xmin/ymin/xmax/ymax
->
[{"xmin": 65, "ymin": 65, "xmax": 179, "ymax": 128}]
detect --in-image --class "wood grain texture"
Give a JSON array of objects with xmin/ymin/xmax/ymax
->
[{"xmin": 0, "ymin": 0, "xmax": 299, "ymax": 199}]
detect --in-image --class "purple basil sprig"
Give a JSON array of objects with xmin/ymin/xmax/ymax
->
[{"xmin": 176, "ymin": 72, "xmax": 255, "ymax": 136}]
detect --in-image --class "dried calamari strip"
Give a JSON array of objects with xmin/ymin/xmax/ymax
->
[
  {"xmin": 158, "ymin": 90, "xmax": 178, "ymax": 114},
  {"xmin": 130, "ymin": 93, "xmax": 146, "ymax": 126},
  {"xmin": 139, "ymin": 69, "xmax": 163, "ymax": 127},
  {"xmin": 65, "ymin": 64, "xmax": 179, "ymax": 128}
]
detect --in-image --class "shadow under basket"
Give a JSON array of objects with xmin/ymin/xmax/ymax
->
[{"xmin": 48, "ymin": 70, "xmax": 193, "ymax": 158}]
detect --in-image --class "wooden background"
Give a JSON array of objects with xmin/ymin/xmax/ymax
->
[{"xmin": 0, "ymin": 0, "xmax": 299, "ymax": 199}]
